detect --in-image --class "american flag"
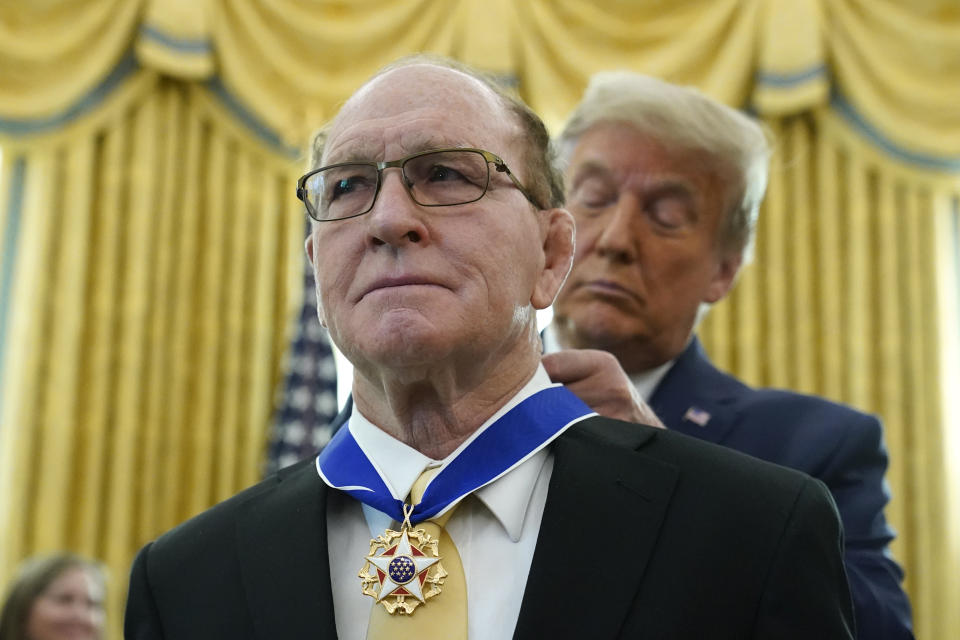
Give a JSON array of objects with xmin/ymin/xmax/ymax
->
[
  {"xmin": 682, "ymin": 406, "xmax": 711, "ymax": 427},
  {"xmin": 265, "ymin": 226, "xmax": 339, "ymax": 474}
]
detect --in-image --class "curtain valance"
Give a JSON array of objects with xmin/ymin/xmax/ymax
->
[{"xmin": 1, "ymin": 0, "xmax": 957, "ymax": 170}]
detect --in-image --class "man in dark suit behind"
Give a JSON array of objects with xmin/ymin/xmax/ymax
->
[
  {"xmin": 543, "ymin": 71, "xmax": 912, "ymax": 639},
  {"xmin": 125, "ymin": 57, "xmax": 853, "ymax": 639}
]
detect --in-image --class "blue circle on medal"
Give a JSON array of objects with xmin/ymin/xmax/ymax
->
[{"xmin": 387, "ymin": 555, "xmax": 417, "ymax": 584}]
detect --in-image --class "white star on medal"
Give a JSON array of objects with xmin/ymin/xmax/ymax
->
[{"xmin": 366, "ymin": 529, "xmax": 440, "ymax": 603}]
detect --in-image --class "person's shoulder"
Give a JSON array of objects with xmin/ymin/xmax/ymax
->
[
  {"xmin": 683, "ymin": 339, "xmax": 881, "ymax": 432},
  {"xmin": 749, "ymin": 386, "xmax": 877, "ymax": 419},
  {"xmin": 737, "ymin": 385, "xmax": 884, "ymax": 450},
  {"xmin": 128, "ymin": 457, "xmax": 324, "ymax": 631},
  {"xmin": 149, "ymin": 457, "xmax": 318, "ymax": 557},
  {"xmin": 565, "ymin": 416, "xmax": 841, "ymax": 551},
  {"xmin": 700, "ymin": 362, "xmax": 879, "ymax": 426},
  {"xmin": 571, "ymin": 415, "xmax": 820, "ymax": 494}
]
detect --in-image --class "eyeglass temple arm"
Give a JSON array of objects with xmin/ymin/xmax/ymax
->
[{"xmin": 494, "ymin": 163, "xmax": 544, "ymax": 210}]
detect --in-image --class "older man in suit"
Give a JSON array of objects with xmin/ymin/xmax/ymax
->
[
  {"xmin": 125, "ymin": 58, "xmax": 853, "ymax": 639},
  {"xmin": 543, "ymin": 71, "xmax": 912, "ymax": 639}
]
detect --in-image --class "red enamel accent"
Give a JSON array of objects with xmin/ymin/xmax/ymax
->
[
  {"xmin": 385, "ymin": 545, "xmax": 397, "ymax": 554},
  {"xmin": 395, "ymin": 587, "xmax": 411, "ymax": 596},
  {"xmin": 376, "ymin": 569, "xmax": 385, "ymax": 581},
  {"xmin": 410, "ymin": 546, "xmax": 424, "ymax": 556}
]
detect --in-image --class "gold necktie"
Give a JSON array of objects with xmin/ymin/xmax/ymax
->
[{"xmin": 366, "ymin": 467, "xmax": 468, "ymax": 639}]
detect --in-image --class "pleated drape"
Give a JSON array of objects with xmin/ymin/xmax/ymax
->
[
  {"xmin": 698, "ymin": 109, "xmax": 960, "ymax": 638},
  {"xmin": 0, "ymin": 74, "xmax": 304, "ymax": 635},
  {"xmin": 1, "ymin": 2, "xmax": 958, "ymax": 639}
]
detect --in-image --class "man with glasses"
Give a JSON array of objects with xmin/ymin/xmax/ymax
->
[{"xmin": 125, "ymin": 56, "xmax": 853, "ymax": 639}]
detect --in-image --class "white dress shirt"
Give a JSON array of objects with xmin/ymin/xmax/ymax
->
[
  {"xmin": 541, "ymin": 324, "xmax": 674, "ymax": 401},
  {"xmin": 326, "ymin": 366, "xmax": 557, "ymax": 640}
]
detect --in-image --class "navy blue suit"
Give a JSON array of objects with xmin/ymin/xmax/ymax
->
[{"xmin": 650, "ymin": 336, "xmax": 912, "ymax": 639}]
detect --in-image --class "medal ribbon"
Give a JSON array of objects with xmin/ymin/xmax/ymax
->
[{"xmin": 315, "ymin": 384, "xmax": 595, "ymax": 523}]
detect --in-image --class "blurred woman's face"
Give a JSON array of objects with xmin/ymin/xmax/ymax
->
[{"xmin": 26, "ymin": 567, "xmax": 104, "ymax": 640}]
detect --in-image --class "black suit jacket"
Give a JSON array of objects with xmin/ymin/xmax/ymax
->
[
  {"xmin": 126, "ymin": 417, "xmax": 854, "ymax": 639},
  {"xmin": 650, "ymin": 337, "xmax": 912, "ymax": 639}
]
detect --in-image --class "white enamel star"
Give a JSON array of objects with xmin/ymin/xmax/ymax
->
[{"xmin": 366, "ymin": 529, "xmax": 440, "ymax": 602}]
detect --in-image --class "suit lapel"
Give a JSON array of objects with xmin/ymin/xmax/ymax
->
[
  {"xmin": 650, "ymin": 337, "xmax": 743, "ymax": 445},
  {"xmin": 513, "ymin": 418, "xmax": 679, "ymax": 639},
  {"xmin": 236, "ymin": 460, "xmax": 339, "ymax": 639}
]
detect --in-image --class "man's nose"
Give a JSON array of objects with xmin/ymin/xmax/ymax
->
[
  {"xmin": 365, "ymin": 169, "xmax": 430, "ymax": 247},
  {"xmin": 595, "ymin": 196, "xmax": 640, "ymax": 263}
]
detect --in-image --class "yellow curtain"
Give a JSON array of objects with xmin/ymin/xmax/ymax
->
[
  {"xmin": 699, "ymin": 110, "xmax": 960, "ymax": 639},
  {"xmin": 1, "ymin": 1, "xmax": 958, "ymax": 639},
  {"xmin": 0, "ymin": 69, "xmax": 305, "ymax": 636}
]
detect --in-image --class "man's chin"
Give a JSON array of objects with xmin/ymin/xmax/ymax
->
[
  {"xmin": 554, "ymin": 312, "xmax": 647, "ymax": 351},
  {"xmin": 354, "ymin": 338, "xmax": 446, "ymax": 369}
]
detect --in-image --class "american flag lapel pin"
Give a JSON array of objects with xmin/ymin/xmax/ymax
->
[{"xmin": 682, "ymin": 406, "xmax": 711, "ymax": 427}]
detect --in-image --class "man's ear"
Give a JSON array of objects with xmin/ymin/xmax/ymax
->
[
  {"xmin": 532, "ymin": 208, "xmax": 576, "ymax": 310},
  {"xmin": 305, "ymin": 234, "xmax": 315, "ymax": 265},
  {"xmin": 305, "ymin": 233, "xmax": 328, "ymax": 327},
  {"xmin": 703, "ymin": 250, "xmax": 743, "ymax": 304}
]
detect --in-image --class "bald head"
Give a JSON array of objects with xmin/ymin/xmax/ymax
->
[
  {"xmin": 308, "ymin": 56, "xmax": 564, "ymax": 210},
  {"xmin": 322, "ymin": 64, "xmax": 515, "ymax": 168}
]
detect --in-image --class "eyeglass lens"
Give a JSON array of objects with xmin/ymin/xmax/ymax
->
[{"xmin": 305, "ymin": 150, "xmax": 491, "ymax": 220}]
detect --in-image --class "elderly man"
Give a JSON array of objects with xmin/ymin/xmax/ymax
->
[
  {"xmin": 125, "ymin": 58, "xmax": 853, "ymax": 639},
  {"xmin": 544, "ymin": 71, "xmax": 912, "ymax": 639}
]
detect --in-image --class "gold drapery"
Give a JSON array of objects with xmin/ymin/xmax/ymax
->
[
  {"xmin": 699, "ymin": 109, "xmax": 960, "ymax": 638},
  {"xmin": 0, "ymin": 66, "xmax": 305, "ymax": 635},
  {"xmin": 1, "ymin": 1, "xmax": 958, "ymax": 638}
]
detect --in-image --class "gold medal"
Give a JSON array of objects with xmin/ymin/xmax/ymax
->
[{"xmin": 358, "ymin": 506, "xmax": 448, "ymax": 614}]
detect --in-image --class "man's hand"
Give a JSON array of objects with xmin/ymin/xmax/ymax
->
[{"xmin": 542, "ymin": 349, "xmax": 665, "ymax": 428}]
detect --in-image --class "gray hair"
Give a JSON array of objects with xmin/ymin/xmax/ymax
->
[{"xmin": 556, "ymin": 71, "xmax": 771, "ymax": 262}]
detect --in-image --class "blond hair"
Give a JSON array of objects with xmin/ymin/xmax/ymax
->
[{"xmin": 557, "ymin": 71, "xmax": 771, "ymax": 261}]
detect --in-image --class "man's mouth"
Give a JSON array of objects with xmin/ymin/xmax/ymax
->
[
  {"xmin": 359, "ymin": 276, "xmax": 445, "ymax": 300},
  {"xmin": 582, "ymin": 279, "xmax": 635, "ymax": 296}
]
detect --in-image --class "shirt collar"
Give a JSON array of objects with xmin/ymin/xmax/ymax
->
[
  {"xmin": 629, "ymin": 360, "xmax": 674, "ymax": 401},
  {"xmin": 348, "ymin": 365, "xmax": 554, "ymax": 542},
  {"xmin": 540, "ymin": 323, "xmax": 564, "ymax": 355}
]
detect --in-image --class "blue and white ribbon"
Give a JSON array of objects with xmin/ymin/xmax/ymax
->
[{"xmin": 316, "ymin": 384, "xmax": 595, "ymax": 523}]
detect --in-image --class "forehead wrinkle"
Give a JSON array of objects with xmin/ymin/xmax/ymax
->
[
  {"xmin": 626, "ymin": 173, "xmax": 698, "ymax": 197},
  {"xmin": 568, "ymin": 158, "xmax": 613, "ymax": 183},
  {"xmin": 571, "ymin": 142, "xmax": 701, "ymax": 197},
  {"xmin": 571, "ymin": 154, "xmax": 695, "ymax": 191},
  {"xmin": 323, "ymin": 64, "xmax": 512, "ymax": 165},
  {"xmin": 324, "ymin": 113, "xmax": 485, "ymax": 166}
]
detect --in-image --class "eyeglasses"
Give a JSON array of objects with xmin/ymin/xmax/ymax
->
[{"xmin": 296, "ymin": 148, "xmax": 542, "ymax": 221}]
